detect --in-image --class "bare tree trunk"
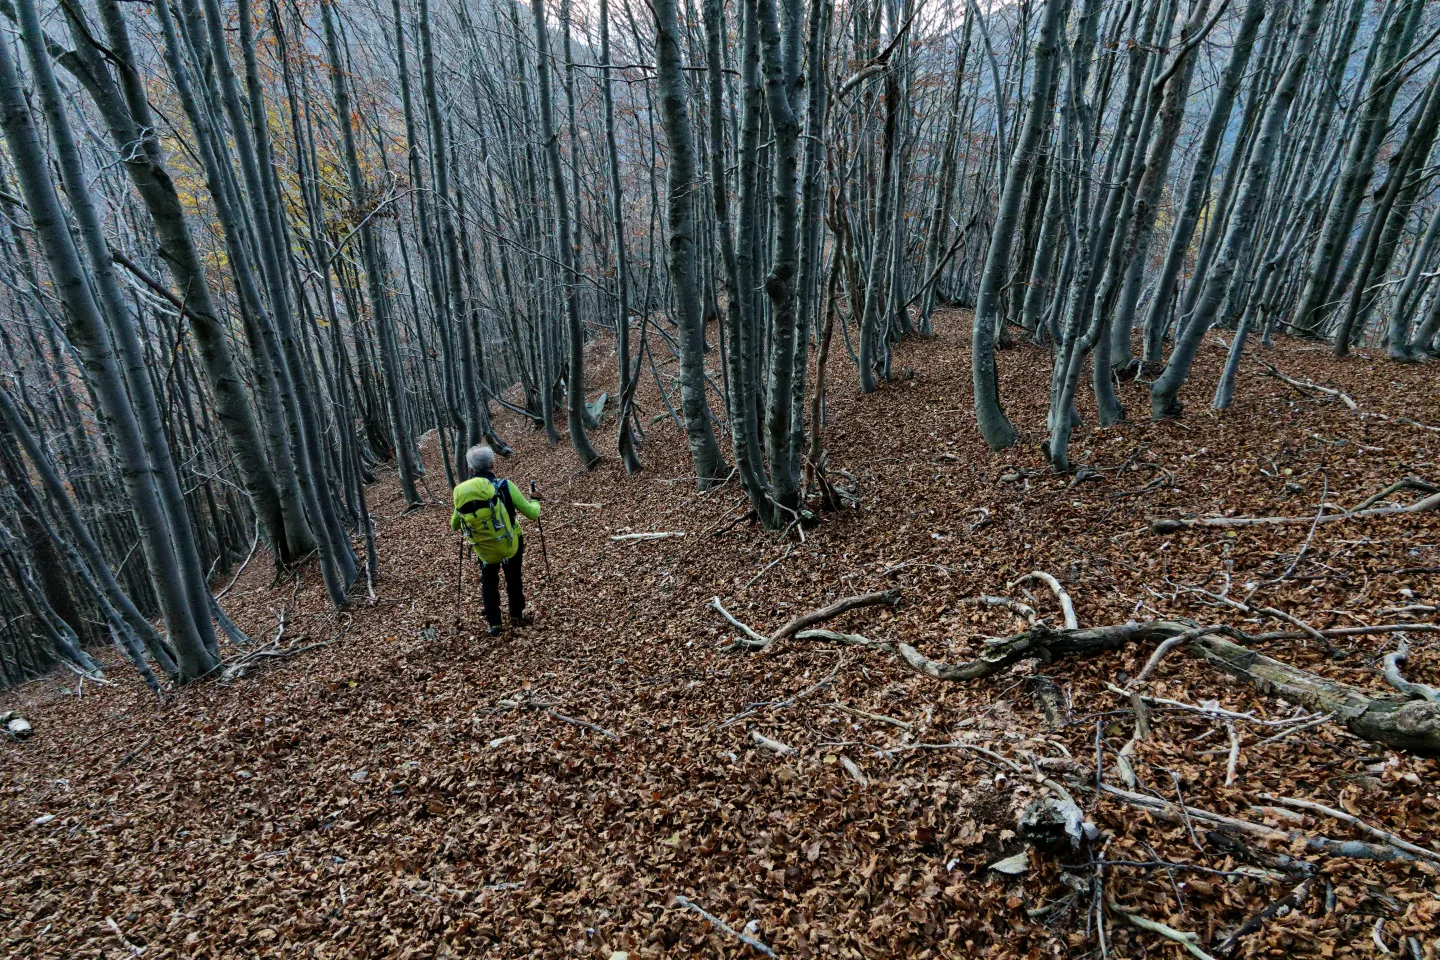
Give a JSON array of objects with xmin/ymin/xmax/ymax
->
[
  {"xmin": 1152, "ymin": 0, "xmax": 1332, "ymax": 420},
  {"xmin": 600, "ymin": 0, "xmax": 643, "ymax": 474},
  {"xmin": 652, "ymin": 0, "xmax": 727, "ymax": 487},
  {"xmin": 0, "ymin": 11, "xmax": 218, "ymax": 680},
  {"xmin": 755, "ymin": 0, "xmax": 804, "ymax": 516},
  {"xmin": 529, "ymin": 0, "xmax": 602, "ymax": 469},
  {"xmin": 970, "ymin": 0, "xmax": 1068, "ymax": 450},
  {"xmin": 1139, "ymin": 0, "xmax": 1268, "ymax": 365}
]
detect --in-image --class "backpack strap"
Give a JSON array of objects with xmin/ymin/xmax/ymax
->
[{"xmin": 494, "ymin": 479, "xmax": 517, "ymax": 519}]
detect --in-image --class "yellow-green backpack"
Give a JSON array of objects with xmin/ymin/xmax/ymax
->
[{"xmin": 455, "ymin": 478, "xmax": 519, "ymax": 563}]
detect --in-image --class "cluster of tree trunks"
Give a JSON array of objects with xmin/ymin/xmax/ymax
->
[{"xmin": 3, "ymin": 0, "xmax": 1440, "ymax": 684}]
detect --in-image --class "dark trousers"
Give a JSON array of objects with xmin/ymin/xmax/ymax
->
[{"xmin": 480, "ymin": 536, "xmax": 524, "ymax": 627}]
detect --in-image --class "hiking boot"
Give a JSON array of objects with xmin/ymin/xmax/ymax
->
[
  {"xmin": 511, "ymin": 612, "xmax": 529, "ymax": 628},
  {"xmin": 487, "ymin": 625, "xmax": 503, "ymax": 637}
]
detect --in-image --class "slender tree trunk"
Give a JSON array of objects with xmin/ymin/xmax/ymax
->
[
  {"xmin": 0, "ymin": 13, "xmax": 218, "ymax": 680},
  {"xmin": 1153, "ymin": 0, "xmax": 1332, "ymax": 419},
  {"xmin": 529, "ymin": 0, "xmax": 602, "ymax": 469},
  {"xmin": 653, "ymin": 0, "xmax": 727, "ymax": 486},
  {"xmin": 970, "ymin": 0, "xmax": 1067, "ymax": 450},
  {"xmin": 600, "ymin": 0, "xmax": 643, "ymax": 474}
]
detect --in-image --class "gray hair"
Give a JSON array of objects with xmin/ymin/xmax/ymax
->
[{"xmin": 466, "ymin": 444, "xmax": 495, "ymax": 475}]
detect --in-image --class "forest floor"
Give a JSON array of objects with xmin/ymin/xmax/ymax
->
[{"xmin": 2, "ymin": 309, "xmax": 1439, "ymax": 959}]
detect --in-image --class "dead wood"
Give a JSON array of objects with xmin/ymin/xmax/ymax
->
[
  {"xmin": 1007, "ymin": 571, "xmax": 1078, "ymax": 628},
  {"xmin": 1097, "ymin": 784, "xmax": 1418, "ymax": 863},
  {"xmin": 673, "ymin": 895, "xmax": 778, "ymax": 958},
  {"xmin": 1151, "ymin": 481, "xmax": 1440, "ymax": 534},
  {"xmin": 882, "ymin": 620, "xmax": 1440, "ymax": 755},
  {"xmin": 763, "ymin": 589, "xmax": 901, "ymax": 650},
  {"xmin": 713, "ymin": 591, "xmax": 900, "ymax": 652},
  {"xmin": 1257, "ymin": 794, "xmax": 1440, "ymax": 865},
  {"xmin": 958, "ymin": 594, "xmax": 1038, "ymax": 624},
  {"xmin": 1381, "ymin": 638, "xmax": 1440, "ymax": 702},
  {"xmin": 831, "ymin": 702, "xmax": 913, "ymax": 730},
  {"xmin": 749, "ymin": 730, "xmax": 797, "ymax": 756},
  {"xmin": 1214, "ymin": 875, "xmax": 1317, "ymax": 957},
  {"xmin": 1264, "ymin": 363, "xmax": 1440, "ymax": 434}
]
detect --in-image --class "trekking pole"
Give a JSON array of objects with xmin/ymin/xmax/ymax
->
[
  {"xmin": 455, "ymin": 538, "xmax": 465, "ymax": 621},
  {"xmin": 530, "ymin": 480, "xmax": 551, "ymax": 576}
]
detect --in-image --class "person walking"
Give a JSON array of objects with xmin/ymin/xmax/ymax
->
[{"xmin": 450, "ymin": 445, "xmax": 541, "ymax": 635}]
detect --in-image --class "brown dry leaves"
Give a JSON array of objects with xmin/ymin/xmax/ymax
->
[{"xmin": 2, "ymin": 314, "xmax": 1438, "ymax": 958}]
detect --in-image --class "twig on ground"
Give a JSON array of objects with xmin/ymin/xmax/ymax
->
[
  {"xmin": 610, "ymin": 531, "xmax": 685, "ymax": 541},
  {"xmin": 544, "ymin": 709, "xmax": 618, "ymax": 740},
  {"xmin": 1277, "ymin": 472, "xmax": 1327, "ymax": 580},
  {"xmin": 718, "ymin": 654, "xmax": 845, "ymax": 728},
  {"xmin": 1225, "ymin": 721, "xmax": 1241, "ymax": 786},
  {"xmin": 1215, "ymin": 876, "xmax": 1317, "ymax": 957},
  {"xmin": 1127, "ymin": 624, "xmax": 1227, "ymax": 686},
  {"xmin": 831, "ymin": 702, "xmax": 913, "ymax": 730},
  {"xmin": 111, "ymin": 735, "xmax": 155, "ymax": 771},
  {"xmin": 673, "ymin": 896, "xmax": 778, "ymax": 958},
  {"xmin": 745, "ymin": 545, "xmax": 794, "ymax": 589},
  {"xmin": 1249, "ymin": 713, "xmax": 1336, "ymax": 749}
]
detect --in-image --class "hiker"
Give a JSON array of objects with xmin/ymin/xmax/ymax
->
[{"xmin": 451, "ymin": 444, "xmax": 541, "ymax": 635}]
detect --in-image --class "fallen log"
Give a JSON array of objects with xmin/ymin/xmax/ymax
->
[{"xmin": 890, "ymin": 620, "xmax": 1440, "ymax": 756}]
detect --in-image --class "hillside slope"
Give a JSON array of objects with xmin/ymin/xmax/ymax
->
[{"xmin": 3, "ymin": 311, "xmax": 1439, "ymax": 958}]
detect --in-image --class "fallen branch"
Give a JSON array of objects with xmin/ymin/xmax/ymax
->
[
  {"xmin": 1214, "ymin": 875, "xmax": 1317, "ymax": 957},
  {"xmin": 1265, "ymin": 363, "xmax": 1440, "ymax": 433},
  {"xmin": 831, "ymin": 702, "xmax": 913, "ymax": 730},
  {"xmin": 1098, "ymin": 784, "xmax": 1417, "ymax": 862},
  {"xmin": 749, "ymin": 730, "xmax": 798, "ymax": 756},
  {"xmin": 958, "ymin": 594, "xmax": 1038, "ymax": 625},
  {"xmin": 763, "ymin": 589, "xmax": 901, "ymax": 651},
  {"xmin": 610, "ymin": 531, "xmax": 685, "ymax": 541},
  {"xmin": 1151, "ymin": 482, "xmax": 1440, "ymax": 534},
  {"xmin": 1008, "ymin": 571, "xmax": 1078, "ymax": 629},
  {"xmin": 673, "ymin": 895, "xmax": 778, "ymax": 958},
  {"xmin": 881, "ymin": 620, "xmax": 1438, "ymax": 755},
  {"xmin": 794, "ymin": 628, "xmax": 893, "ymax": 650},
  {"xmin": 1251, "ymin": 622, "xmax": 1440, "ymax": 641},
  {"xmin": 710, "ymin": 597, "xmax": 769, "ymax": 650},
  {"xmin": 1382, "ymin": 637, "xmax": 1440, "ymax": 702},
  {"xmin": 1258, "ymin": 794, "xmax": 1440, "ymax": 866},
  {"xmin": 1110, "ymin": 903, "xmax": 1217, "ymax": 960}
]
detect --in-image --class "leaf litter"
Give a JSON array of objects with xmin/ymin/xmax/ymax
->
[{"xmin": 2, "ymin": 310, "xmax": 1438, "ymax": 958}]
